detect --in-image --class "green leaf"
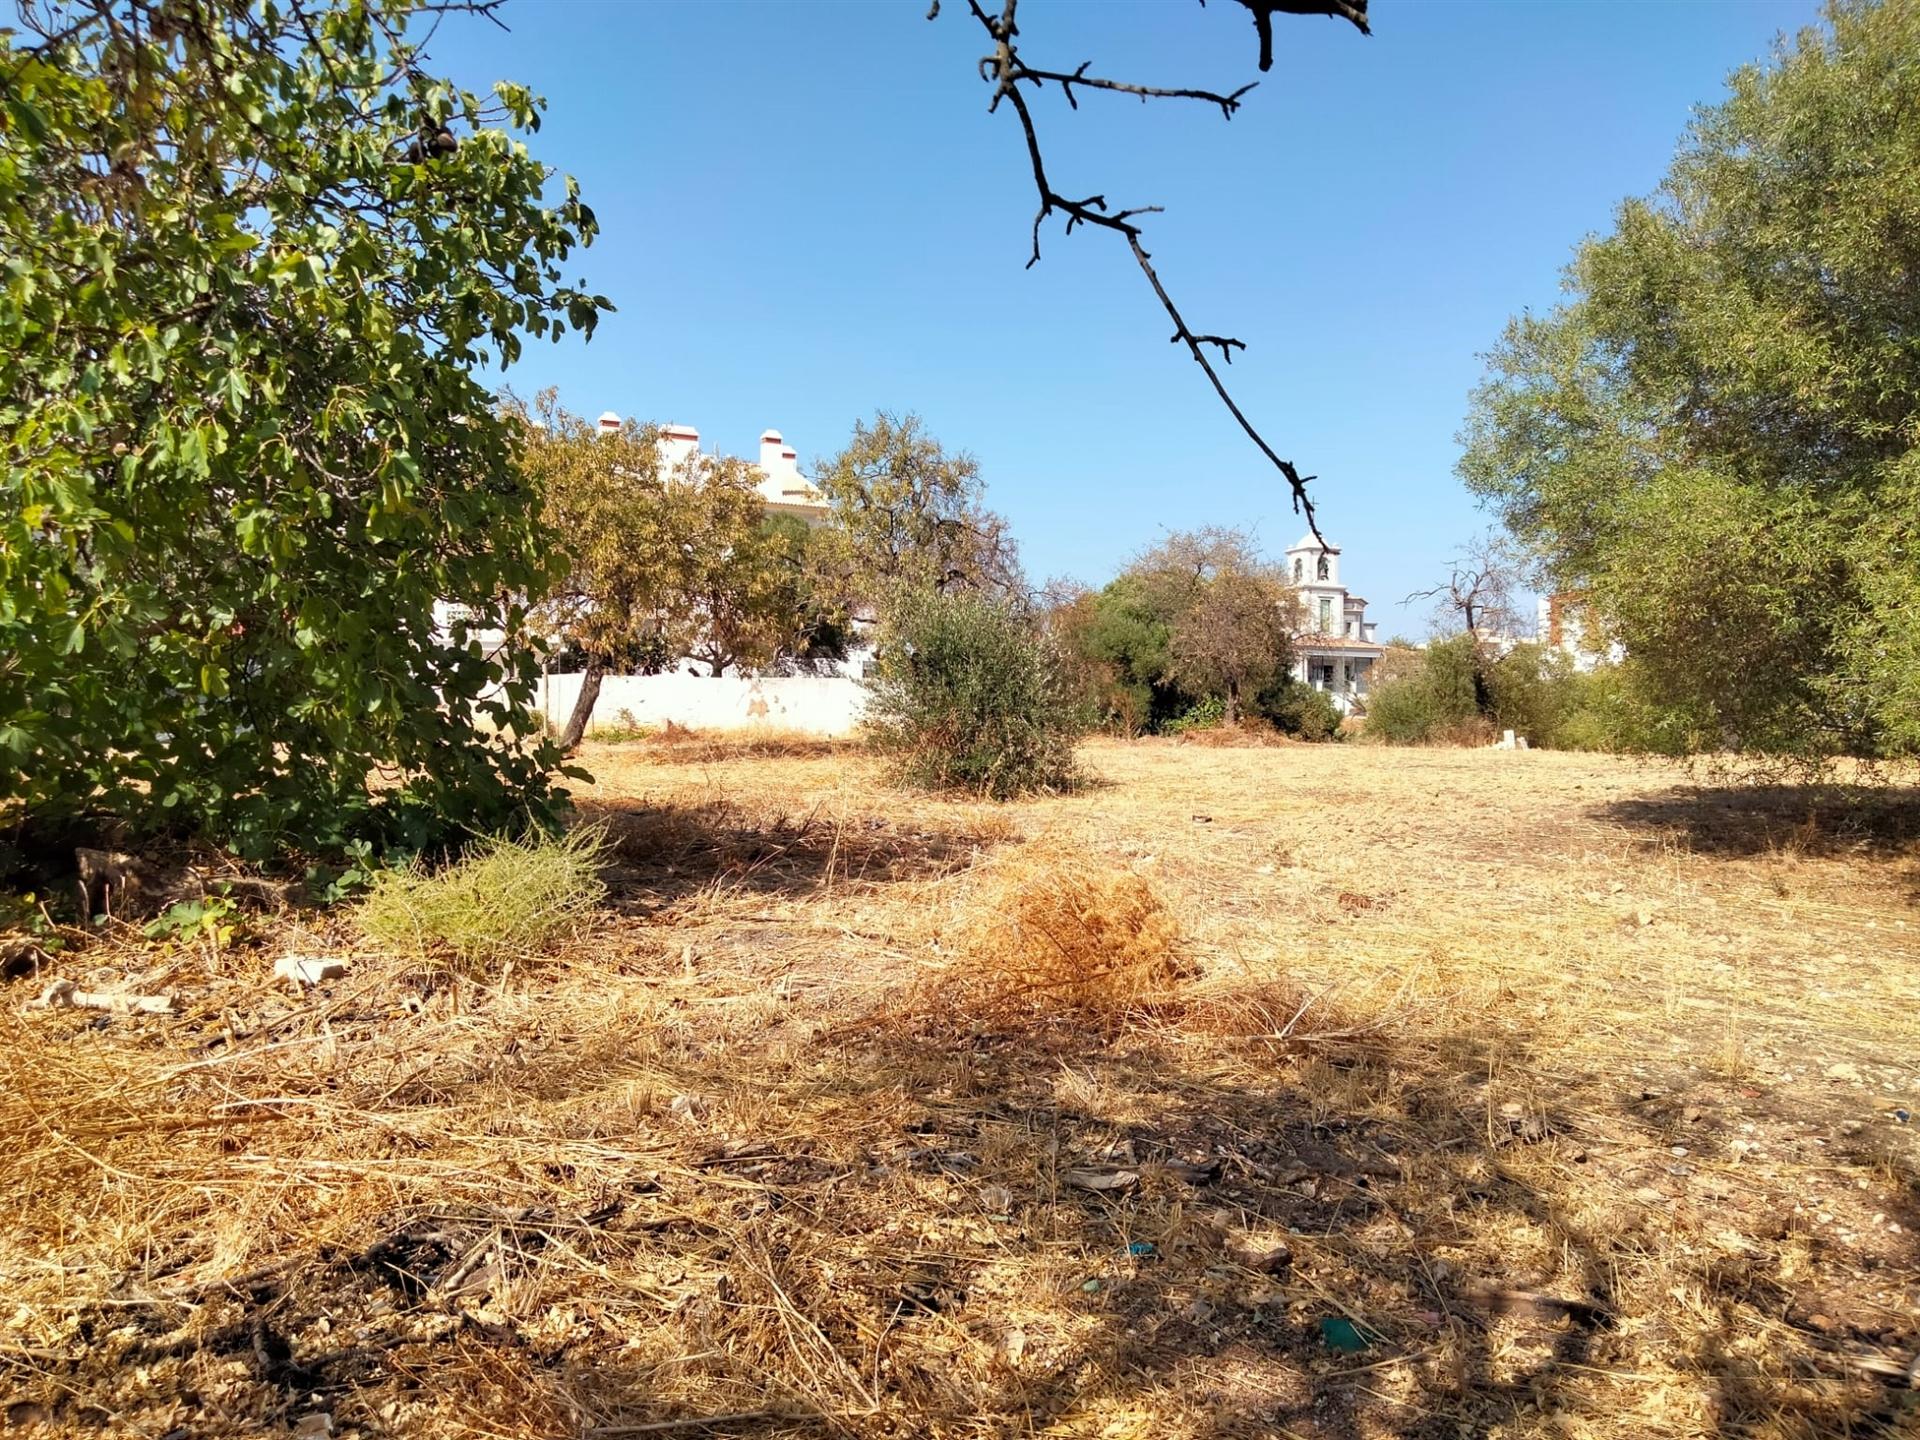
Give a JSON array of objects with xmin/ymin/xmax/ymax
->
[{"xmin": 5, "ymin": 97, "xmax": 49, "ymax": 144}]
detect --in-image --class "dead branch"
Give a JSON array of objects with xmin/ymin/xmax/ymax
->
[
  {"xmin": 1219, "ymin": 0, "xmax": 1372, "ymax": 72},
  {"xmin": 942, "ymin": 0, "xmax": 1369, "ymax": 542}
]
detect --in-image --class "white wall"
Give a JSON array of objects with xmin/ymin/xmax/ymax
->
[{"xmin": 533, "ymin": 671, "xmax": 867, "ymax": 736}]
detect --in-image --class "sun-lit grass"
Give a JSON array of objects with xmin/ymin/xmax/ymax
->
[
  {"xmin": 2, "ymin": 737, "xmax": 1915, "ymax": 1438},
  {"xmin": 357, "ymin": 826, "xmax": 608, "ymax": 973}
]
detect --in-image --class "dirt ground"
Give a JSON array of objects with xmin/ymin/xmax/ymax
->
[{"xmin": 3, "ymin": 736, "xmax": 1918, "ymax": 1439}]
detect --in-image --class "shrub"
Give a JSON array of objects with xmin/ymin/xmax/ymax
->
[
  {"xmin": 864, "ymin": 589, "xmax": 1085, "ymax": 798},
  {"xmin": 358, "ymin": 827, "xmax": 607, "ymax": 974},
  {"xmin": 1257, "ymin": 679, "xmax": 1342, "ymax": 741},
  {"xmin": 1485, "ymin": 642, "xmax": 1590, "ymax": 744},
  {"xmin": 1163, "ymin": 696, "xmax": 1228, "ymax": 736},
  {"xmin": 1553, "ymin": 665, "xmax": 1656, "ymax": 752},
  {"xmin": 1362, "ymin": 676, "xmax": 1436, "ymax": 744},
  {"xmin": 1363, "ymin": 634, "xmax": 1489, "ymax": 745}
]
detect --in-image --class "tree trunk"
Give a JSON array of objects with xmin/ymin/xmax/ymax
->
[
  {"xmin": 1224, "ymin": 679, "xmax": 1240, "ymax": 727},
  {"xmin": 558, "ymin": 658, "xmax": 606, "ymax": 752}
]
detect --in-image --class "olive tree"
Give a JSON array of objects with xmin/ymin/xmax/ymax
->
[
  {"xmin": 810, "ymin": 412, "xmax": 1021, "ymax": 614},
  {"xmin": 518, "ymin": 392, "xmax": 824, "ymax": 748},
  {"xmin": 1459, "ymin": 0, "xmax": 1920, "ymax": 762}
]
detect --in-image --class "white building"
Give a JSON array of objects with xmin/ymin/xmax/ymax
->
[
  {"xmin": 1537, "ymin": 592, "xmax": 1623, "ymax": 673},
  {"xmin": 599, "ymin": 413, "xmax": 830, "ymax": 523},
  {"xmin": 438, "ymin": 419, "xmax": 835, "ymax": 656},
  {"xmin": 1285, "ymin": 533, "xmax": 1383, "ymax": 713}
]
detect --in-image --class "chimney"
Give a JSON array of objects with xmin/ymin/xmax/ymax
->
[
  {"xmin": 758, "ymin": 429, "xmax": 793, "ymax": 483},
  {"xmin": 658, "ymin": 423, "xmax": 700, "ymax": 477},
  {"xmin": 596, "ymin": 411, "xmax": 621, "ymax": 436}
]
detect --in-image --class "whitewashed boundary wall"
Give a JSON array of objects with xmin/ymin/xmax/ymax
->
[{"xmin": 530, "ymin": 672, "xmax": 867, "ymax": 737}]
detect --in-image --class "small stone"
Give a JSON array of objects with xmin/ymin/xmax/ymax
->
[
  {"xmin": 274, "ymin": 955, "xmax": 348, "ymax": 986},
  {"xmin": 1230, "ymin": 1238, "xmax": 1293, "ymax": 1274},
  {"xmin": 1825, "ymin": 1062, "xmax": 1864, "ymax": 1084},
  {"xmin": 1670, "ymin": 1145, "xmax": 1689, "ymax": 1157}
]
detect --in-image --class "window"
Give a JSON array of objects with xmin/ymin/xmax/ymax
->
[
  {"xmin": 1293, "ymin": 557, "xmax": 1303, "ymax": 582},
  {"xmin": 1316, "ymin": 555, "xmax": 1330, "ymax": 581},
  {"xmin": 1318, "ymin": 597, "xmax": 1332, "ymax": 632}
]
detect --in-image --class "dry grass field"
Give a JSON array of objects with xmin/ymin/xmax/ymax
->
[{"xmin": 4, "ymin": 736, "xmax": 1918, "ymax": 1439}]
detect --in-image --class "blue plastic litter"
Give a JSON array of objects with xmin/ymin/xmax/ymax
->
[{"xmin": 1319, "ymin": 1316, "xmax": 1370, "ymax": 1354}]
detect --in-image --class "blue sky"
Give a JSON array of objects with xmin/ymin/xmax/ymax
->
[{"xmin": 428, "ymin": 0, "xmax": 1820, "ymax": 631}]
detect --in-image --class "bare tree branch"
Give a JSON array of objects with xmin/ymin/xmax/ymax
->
[
  {"xmin": 944, "ymin": 0, "xmax": 1368, "ymax": 545},
  {"xmin": 1212, "ymin": 1, "xmax": 1371, "ymax": 72},
  {"xmin": 1004, "ymin": 59, "xmax": 1258, "ymax": 118},
  {"xmin": 1407, "ymin": 531, "xmax": 1522, "ymax": 640}
]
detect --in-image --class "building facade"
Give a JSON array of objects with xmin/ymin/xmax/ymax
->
[
  {"xmin": 598, "ymin": 413, "xmax": 831, "ymax": 524},
  {"xmin": 1536, "ymin": 592, "xmax": 1623, "ymax": 673},
  {"xmin": 1285, "ymin": 533, "xmax": 1383, "ymax": 713}
]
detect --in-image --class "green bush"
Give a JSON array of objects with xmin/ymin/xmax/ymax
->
[
  {"xmin": 1552, "ymin": 665, "xmax": 1657, "ymax": 753},
  {"xmin": 1485, "ymin": 643, "xmax": 1573, "ymax": 743},
  {"xmin": 1364, "ymin": 634, "xmax": 1650, "ymax": 751},
  {"xmin": 1362, "ymin": 676, "xmax": 1437, "ymax": 744},
  {"xmin": 1363, "ymin": 634, "xmax": 1487, "ymax": 744},
  {"xmin": 864, "ymin": 589, "xmax": 1085, "ymax": 798},
  {"xmin": 1256, "ymin": 680, "xmax": 1343, "ymax": 741},
  {"xmin": 0, "ymin": 0, "xmax": 608, "ymax": 861},
  {"xmin": 358, "ymin": 827, "xmax": 607, "ymax": 974},
  {"xmin": 1163, "ymin": 696, "xmax": 1227, "ymax": 736}
]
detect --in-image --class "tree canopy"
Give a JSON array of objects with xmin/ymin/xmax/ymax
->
[
  {"xmin": 1048, "ymin": 528, "xmax": 1303, "ymax": 733},
  {"xmin": 810, "ymin": 412, "xmax": 1020, "ymax": 613},
  {"xmin": 513, "ymin": 392, "xmax": 825, "ymax": 749},
  {"xmin": 1459, "ymin": 0, "xmax": 1920, "ymax": 761},
  {"xmin": 1130, "ymin": 528, "xmax": 1295, "ymax": 726},
  {"xmin": 0, "ymin": 0, "xmax": 609, "ymax": 857}
]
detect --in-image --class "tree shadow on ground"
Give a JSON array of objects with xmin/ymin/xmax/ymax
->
[
  {"xmin": 8, "ymin": 980, "xmax": 1914, "ymax": 1438},
  {"xmin": 7, "ymin": 990, "xmax": 1912, "ymax": 1440},
  {"xmin": 532, "ymin": 994, "xmax": 1920, "ymax": 1439},
  {"xmin": 580, "ymin": 797, "xmax": 1012, "ymax": 916},
  {"xmin": 1591, "ymin": 783, "xmax": 1920, "ymax": 860}
]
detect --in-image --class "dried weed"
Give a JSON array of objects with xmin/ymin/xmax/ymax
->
[{"xmin": 950, "ymin": 843, "xmax": 1189, "ymax": 1023}]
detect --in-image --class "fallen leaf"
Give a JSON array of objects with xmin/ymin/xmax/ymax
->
[{"xmin": 1064, "ymin": 1168, "xmax": 1139, "ymax": 1193}]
